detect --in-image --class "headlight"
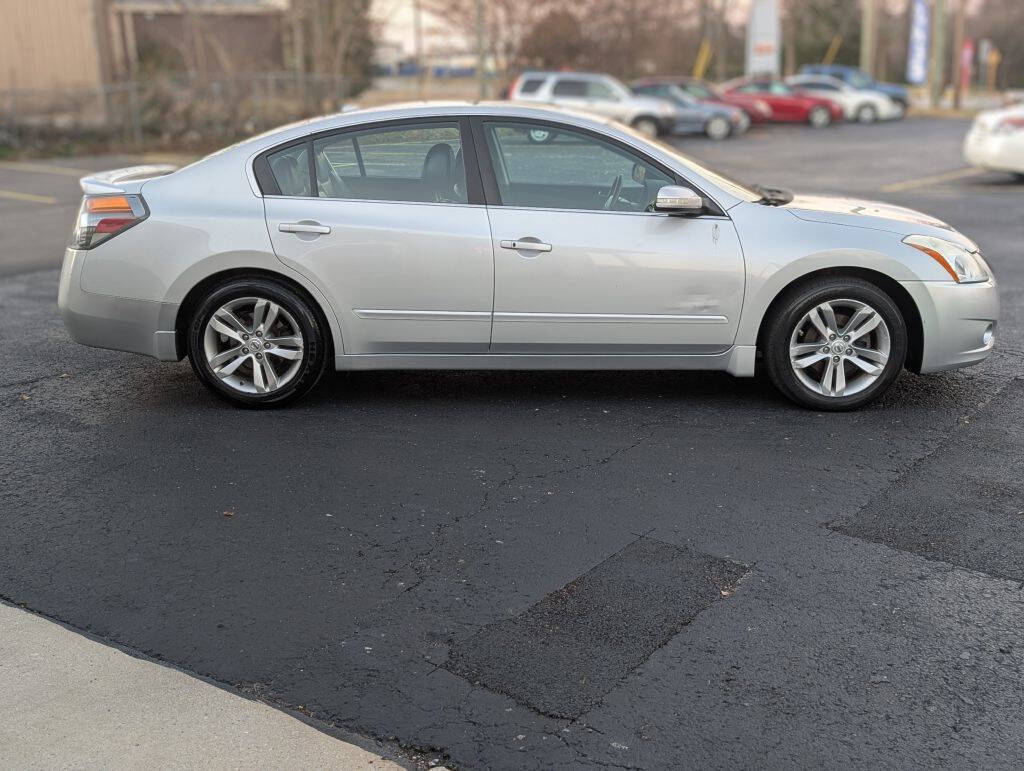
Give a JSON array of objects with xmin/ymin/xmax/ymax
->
[{"xmin": 903, "ymin": 234, "xmax": 991, "ymax": 283}]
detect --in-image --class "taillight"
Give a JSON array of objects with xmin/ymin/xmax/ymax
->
[
  {"xmin": 70, "ymin": 194, "xmax": 148, "ymax": 250},
  {"xmin": 995, "ymin": 117, "xmax": 1024, "ymax": 134}
]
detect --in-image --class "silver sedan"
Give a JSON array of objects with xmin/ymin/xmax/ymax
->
[{"xmin": 59, "ymin": 103, "xmax": 998, "ymax": 409}]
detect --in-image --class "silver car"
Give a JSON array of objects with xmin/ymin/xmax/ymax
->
[
  {"xmin": 60, "ymin": 103, "xmax": 998, "ymax": 410},
  {"xmin": 509, "ymin": 72, "xmax": 679, "ymax": 138}
]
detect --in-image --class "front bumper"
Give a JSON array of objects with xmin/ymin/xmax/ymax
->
[
  {"xmin": 900, "ymin": 278, "xmax": 999, "ymax": 374},
  {"xmin": 58, "ymin": 248, "xmax": 181, "ymax": 361},
  {"xmin": 963, "ymin": 129, "xmax": 1024, "ymax": 174}
]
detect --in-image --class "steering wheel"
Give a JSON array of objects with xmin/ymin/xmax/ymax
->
[{"xmin": 603, "ymin": 174, "xmax": 623, "ymax": 211}]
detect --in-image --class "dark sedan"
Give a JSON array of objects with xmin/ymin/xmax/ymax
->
[{"xmin": 632, "ymin": 80, "xmax": 748, "ymax": 139}]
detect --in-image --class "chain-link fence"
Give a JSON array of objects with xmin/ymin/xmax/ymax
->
[{"xmin": 0, "ymin": 72, "xmax": 356, "ymax": 153}]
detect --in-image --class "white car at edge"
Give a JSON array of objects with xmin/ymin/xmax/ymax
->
[{"xmin": 964, "ymin": 104, "xmax": 1024, "ymax": 180}]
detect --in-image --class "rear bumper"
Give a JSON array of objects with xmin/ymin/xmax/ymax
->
[
  {"xmin": 900, "ymin": 278, "xmax": 1000, "ymax": 374},
  {"xmin": 963, "ymin": 129, "xmax": 1024, "ymax": 174},
  {"xmin": 58, "ymin": 248, "xmax": 181, "ymax": 361}
]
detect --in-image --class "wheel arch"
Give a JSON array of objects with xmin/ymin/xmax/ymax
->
[
  {"xmin": 174, "ymin": 267, "xmax": 340, "ymax": 362},
  {"xmin": 754, "ymin": 266, "xmax": 924, "ymax": 373}
]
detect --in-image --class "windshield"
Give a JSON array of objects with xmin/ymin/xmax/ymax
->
[
  {"xmin": 684, "ymin": 82, "xmax": 715, "ymax": 99},
  {"xmin": 644, "ymin": 135, "xmax": 762, "ymax": 202},
  {"xmin": 849, "ymin": 72, "xmax": 873, "ymax": 88}
]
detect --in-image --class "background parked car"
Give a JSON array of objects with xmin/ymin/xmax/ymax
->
[
  {"xmin": 786, "ymin": 74, "xmax": 903, "ymax": 123},
  {"xmin": 631, "ymin": 79, "xmax": 747, "ymax": 139},
  {"xmin": 671, "ymin": 76, "xmax": 773, "ymax": 125},
  {"xmin": 722, "ymin": 77, "xmax": 844, "ymax": 127},
  {"xmin": 799, "ymin": 64, "xmax": 910, "ymax": 112},
  {"xmin": 964, "ymin": 104, "xmax": 1024, "ymax": 180},
  {"xmin": 508, "ymin": 71, "xmax": 679, "ymax": 138}
]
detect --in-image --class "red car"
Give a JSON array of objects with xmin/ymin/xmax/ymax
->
[
  {"xmin": 660, "ymin": 76, "xmax": 774, "ymax": 125},
  {"xmin": 721, "ymin": 77, "xmax": 844, "ymax": 127}
]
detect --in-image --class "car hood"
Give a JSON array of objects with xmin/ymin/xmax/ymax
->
[{"xmin": 783, "ymin": 194, "xmax": 978, "ymax": 250}]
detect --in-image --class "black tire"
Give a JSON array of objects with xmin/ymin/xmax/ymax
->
[
  {"xmin": 187, "ymin": 277, "xmax": 329, "ymax": 408},
  {"xmin": 856, "ymin": 103, "xmax": 878, "ymax": 123},
  {"xmin": 631, "ymin": 116, "xmax": 661, "ymax": 138},
  {"xmin": 762, "ymin": 277, "xmax": 908, "ymax": 411},
  {"xmin": 807, "ymin": 105, "xmax": 832, "ymax": 128}
]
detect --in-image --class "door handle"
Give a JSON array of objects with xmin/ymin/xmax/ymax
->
[
  {"xmin": 500, "ymin": 239, "xmax": 552, "ymax": 252},
  {"xmin": 279, "ymin": 222, "xmax": 331, "ymax": 235}
]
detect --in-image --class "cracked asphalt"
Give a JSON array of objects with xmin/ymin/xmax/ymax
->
[{"xmin": 2, "ymin": 118, "xmax": 1024, "ymax": 769}]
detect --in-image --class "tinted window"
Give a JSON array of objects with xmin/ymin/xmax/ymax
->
[
  {"xmin": 551, "ymin": 79, "xmax": 587, "ymax": 97},
  {"xmin": 586, "ymin": 80, "xmax": 618, "ymax": 100},
  {"xmin": 483, "ymin": 122, "xmax": 674, "ymax": 212},
  {"xmin": 518, "ymin": 77, "xmax": 545, "ymax": 94},
  {"xmin": 802, "ymin": 81, "xmax": 839, "ymax": 91},
  {"xmin": 267, "ymin": 144, "xmax": 311, "ymax": 197},
  {"xmin": 684, "ymin": 82, "xmax": 713, "ymax": 99},
  {"xmin": 311, "ymin": 122, "xmax": 467, "ymax": 204}
]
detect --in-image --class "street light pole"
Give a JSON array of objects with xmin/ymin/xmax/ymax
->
[
  {"xmin": 860, "ymin": 0, "xmax": 878, "ymax": 77},
  {"xmin": 951, "ymin": 0, "xmax": 966, "ymax": 109},
  {"xmin": 929, "ymin": 0, "xmax": 947, "ymax": 108},
  {"xmin": 475, "ymin": 0, "xmax": 486, "ymax": 100}
]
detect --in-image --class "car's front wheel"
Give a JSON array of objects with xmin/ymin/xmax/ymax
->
[
  {"xmin": 187, "ymin": 277, "xmax": 329, "ymax": 407},
  {"xmin": 763, "ymin": 277, "xmax": 908, "ymax": 411}
]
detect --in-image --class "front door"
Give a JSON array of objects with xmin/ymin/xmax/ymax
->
[
  {"xmin": 262, "ymin": 119, "xmax": 494, "ymax": 355},
  {"xmin": 477, "ymin": 120, "xmax": 745, "ymax": 354}
]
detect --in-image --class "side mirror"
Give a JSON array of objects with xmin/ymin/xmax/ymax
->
[{"xmin": 654, "ymin": 185, "xmax": 704, "ymax": 214}]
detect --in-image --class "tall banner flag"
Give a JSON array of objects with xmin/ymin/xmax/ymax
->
[
  {"xmin": 746, "ymin": 0, "xmax": 780, "ymax": 76},
  {"xmin": 906, "ymin": 0, "xmax": 930, "ymax": 84}
]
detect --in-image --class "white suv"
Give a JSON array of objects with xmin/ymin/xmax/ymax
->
[{"xmin": 509, "ymin": 71, "xmax": 679, "ymax": 138}]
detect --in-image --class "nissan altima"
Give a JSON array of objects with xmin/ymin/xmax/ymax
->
[{"xmin": 59, "ymin": 103, "xmax": 998, "ymax": 409}]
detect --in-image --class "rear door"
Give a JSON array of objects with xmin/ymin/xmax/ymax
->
[{"xmin": 260, "ymin": 118, "xmax": 494, "ymax": 354}]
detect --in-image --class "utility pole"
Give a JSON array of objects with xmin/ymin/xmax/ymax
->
[
  {"xmin": 413, "ymin": 0, "xmax": 425, "ymax": 99},
  {"xmin": 860, "ymin": 0, "xmax": 878, "ymax": 77},
  {"xmin": 475, "ymin": 0, "xmax": 486, "ymax": 100},
  {"xmin": 951, "ymin": 0, "xmax": 966, "ymax": 109},
  {"xmin": 928, "ymin": 0, "xmax": 946, "ymax": 108}
]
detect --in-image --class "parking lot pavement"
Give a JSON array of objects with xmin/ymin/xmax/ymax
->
[{"xmin": 2, "ymin": 118, "xmax": 1024, "ymax": 768}]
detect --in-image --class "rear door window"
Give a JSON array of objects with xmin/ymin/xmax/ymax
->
[
  {"xmin": 309, "ymin": 122, "xmax": 468, "ymax": 204},
  {"xmin": 551, "ymin": 79, "xmax": 588, "ymax": 97}
]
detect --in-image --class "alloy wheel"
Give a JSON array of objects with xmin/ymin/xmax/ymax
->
[
  {"xmin": 808, "ymin": 106, "xmax": 831, "ymax": 128},
  {"xmin": 788, "ymin": 298, "xmax": 891, "ymax": 398},
  {"xmin": 203, "ymin": 296, "xmax": 305, "ymax": 395}
]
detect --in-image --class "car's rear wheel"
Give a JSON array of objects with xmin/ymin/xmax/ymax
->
[
  {"xmin": 187, "ymin": 277, "xmax": 329, "ymax": 407},
  {"xmin": 807, "ymin": 106, "xmax": 832, "ymax": 128},
  {"xmin": 856, "ymin": 103, "xmax": 878, "ymax": 123},
  {"xmin": 631, "ymin": 116, "xmax": 661, "ymax": 138},
  {"xmin": 527, "ymin": 128, "xmax": 556, "ymax": 144},
  {"xmin": 763, "ymin": 277, "xmax": 908, "ymax": 411},
  {"xmin": 705, "ymin": 115, "xmax": 731, "ymax": 140}
]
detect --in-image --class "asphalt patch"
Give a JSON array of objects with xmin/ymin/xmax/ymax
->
[
  {"xmin": 444, "ymin": 537, "xmax": 748, "ymax": 719},
  {"xmin": 831, "ymin": 379, "xmax": 1024, "ymax": 581}
]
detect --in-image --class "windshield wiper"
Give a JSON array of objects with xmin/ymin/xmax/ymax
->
[{"xmin": 752, "ymin": 183, "xmax": 794, "ymax": 206}]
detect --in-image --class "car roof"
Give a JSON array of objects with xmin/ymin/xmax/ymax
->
[
  {"xmin": 518, "ymin": 71, "xmax": 610, "ymax": 81},
  {"xmin": 236, "ymin": 101, "xmax": 621, "ymax": 151}
]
